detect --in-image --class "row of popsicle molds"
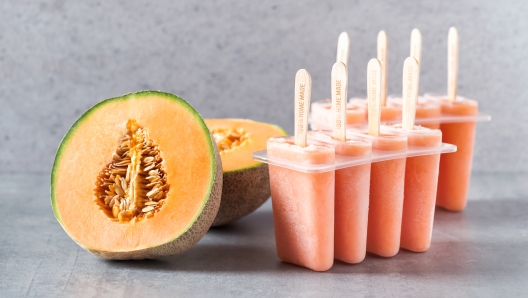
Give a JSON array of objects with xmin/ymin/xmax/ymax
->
[
  {"xmin": 311, "ymin": 94, "xmax": 489, "ymax": 211},
  {"xmin": 252, "ymin": 126, "xmax": 456, "ymax": 271},
  {"xmin": 310, "ymin": 94, "xmax": 490, "ymax": 129}
]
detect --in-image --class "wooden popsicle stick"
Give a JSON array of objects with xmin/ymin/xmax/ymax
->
[
  {"xmin": 410, "ymin": 28, "xmax": 422, "ymax": 98},
  {"xmin": 448, "ymin": 27, "xmax": 459, "ymax": 102},
  {"xmin": 410, "ymin": 28, "xmax": 422, "ymax": 64},
  {"xmin": 294, "ymin": 69, "xmax": 312, "ymax": 147},
  {"xmin": 331, "ymin": 62, "xmax": 348, "ymax": 142},
  {"xmin": 367, "ymin": 59, "xmax": 382, "ymax": 136},
  {"xmin": 336, "ymin": 32, "xmax": 350, "ymax": 67},
  {"xmin": 402, "ymin": 57, "xmax": 419, "ymax": 130},
  {"xmin": 377, "ymin": 30, "xmax": 388, "ymax": 106}
]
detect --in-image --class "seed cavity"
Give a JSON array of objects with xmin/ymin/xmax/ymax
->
[
  {"xmin": 211, "ymin": 128, "xmax": 250, "ymax": 154},
  {"xmin": 94, "ymin": 119, "xmax": 170, "ymax": 223}
]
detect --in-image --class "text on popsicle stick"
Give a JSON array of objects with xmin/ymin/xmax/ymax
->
[
  {"xmin": 332, "ymin": 62, "xmax": 348, "ymax": 141},
  {"xmin": 367, "ymin": 59, "xmax": 382, "ymax": 136},
  {"xmin": 294, "ymin": 69, "xmax": 312, "ymax": 147},
  {"xmin": 402, "ymin": 57, "xmax": 419, "ymax": 130}
]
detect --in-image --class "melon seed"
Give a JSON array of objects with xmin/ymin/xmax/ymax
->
[
  {"xmin": 94, "ymin": 119, "xmax": 170, "ymax": 223},
  {"xmin": 211, "ymin": 128, "xmax": 250, "ymax": 154}
]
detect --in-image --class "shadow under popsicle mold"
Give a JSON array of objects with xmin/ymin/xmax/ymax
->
[
  {"xmin": 331, "ymin": 199, "xmax": 528, "ymax": 276},
  {"xmin": 100, "ymin": 199, "xmax": 528, "ymax": 275},
  {"xmin": 334, "ymin": 240, "xmax": 528, "ymax": 277}
]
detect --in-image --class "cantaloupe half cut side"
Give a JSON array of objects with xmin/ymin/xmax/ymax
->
[
  {"xmin": 51, "ymin": 91, "xmax": 222, "ymax": 259},
  {"xmin": 205, "ymin": 119, "xmax": 286, "ymax": 226}
]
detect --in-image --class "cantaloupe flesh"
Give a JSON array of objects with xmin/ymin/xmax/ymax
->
[
  {"xmin": 52, "ymin": 93, "xmax": 216, "ymax": 253},
  {"xmin": 205, "ymin": 119, "xmax": 286, "ymax": 172}
]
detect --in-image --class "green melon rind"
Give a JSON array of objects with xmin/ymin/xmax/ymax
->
[
  {"xmin": 51, "ymin": 90, "xmax": 222, "ymax": 259},
  {"xmin": 212, "ymin": 163, "xmax": 270, "ymax": 227}
]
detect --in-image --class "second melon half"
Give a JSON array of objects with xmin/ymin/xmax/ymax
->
[{"xmin": 206, "ymin": 118, "xmax": 286, "ymax": 226}]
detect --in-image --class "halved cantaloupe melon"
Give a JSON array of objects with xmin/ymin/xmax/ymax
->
[
  {"xmin": 205, "ymin": 119, "xmax": 286, "ymax": 226},
  {"xmin": 51, "ymin": 91, "xmax": 222, "ymax": 259}
]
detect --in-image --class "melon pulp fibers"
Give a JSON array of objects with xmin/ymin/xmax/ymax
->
[
  {"xmin": 205, "ymin": 119, "xmax": 287, "ymax": 226},
  {"xmin": 51, "ymin": 91, "xmax": 222, "ymax": 260}
]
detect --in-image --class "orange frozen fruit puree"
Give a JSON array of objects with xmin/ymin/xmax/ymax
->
[
  {"xmin": 388, "ymin": 96, "xmax": 441, "ymax": 129},
  {"xmin": 267, "ymin": 137, "xmax": 335, "ymax": 271},
  {"xmin": 397, "ymin": 127, "xmax": 442, "ymax": 252},
  {"xmin": 334, "ymin": 140, "xmax": 371, "ymax": 263},
  {"xmin": 380, "ymin": 105, "xmax": 402, "ymax": 123},
  {"xmin": 310, "ymin": 132, "xmax": 372, "ymax": 264},
  {"xmin": 436, "ymin": 97, "xmax": 478, "ymax": 211},
  {"xmin": 364, "ymin": 132, "xmax": 407, "ymax": 257},
  {"xmin": 321, "ymin": 101, "xmax": 367, "ymax": 125},
  {"xmin": 415, "ymin": 103, "xmax": 442, "ymax": 130},
  {"xmin": 350, "ymin": 98, "xmax": 401, "ymax": 124}
]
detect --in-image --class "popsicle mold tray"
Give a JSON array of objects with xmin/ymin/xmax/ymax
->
[
  {"xmin": 309, "ymin": 98, "xmax": 491, "ymax": 130},
  {"xmin": 253, "ymin": 135, "xmax": 457, "ymax": 174}
]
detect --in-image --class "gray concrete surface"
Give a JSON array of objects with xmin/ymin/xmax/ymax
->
[
  {"xmin": 0, "ymin": 173, "xmax": 527, "ymax": 297},
  {"xmin": 0, "ymin": 1, "xmax": 527, "ymax": 173}
]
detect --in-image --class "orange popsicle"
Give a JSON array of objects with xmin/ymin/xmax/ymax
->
[
  {"xmin": 309, "ymin": 132, "xmax": 372, "ymax": 264},
  {"xmin": 349, "ymin": 98, "xmax": 402, "ymax": 124},
  {"xmin": 381, "ymin": 104, "xmax": 402, "ymax": 123},
  {"xmin": 394, "ymin": 126, "xmax": 442, "ymax": 252},
  {"xmin": 388, "ymin": 95, "xmax": 441, "ymax": 129},
  {"xmin": 406, "ymin": 29, "xmax": 443, "ymax": 129},
  {"xmin": 267, "ymin": 138, "xmax": 335, "ymax": 271},
  {"xmin": 431, "ymin": 96, "xmax": 478, "ymax": 211},
  {"xmin": 364, "ymin": 132, "xmax": 408, "ymax": 257},
  {"xmin": 433, "ymin": 28, "xmax": 479, "ymax": 211},
  {"xmin": 313, "ymin": 101, "xmax": 367, "ymax": 127},
  {"xmin": 359, "ymin": 58, "xmax": 408, "ymax": 257},
  {"xmin": 334, "ymin": 139, "xmax": 371, "ymax": 263},
  {"xmin": 415, "ymin": 100, "xmax": 442, "ymax": 129},
  {"xmin": 345, "ymin": 104, "xmax": 367, "ymax": 125}
]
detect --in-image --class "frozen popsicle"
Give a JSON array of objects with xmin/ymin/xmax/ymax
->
[
  {"xmin": 348, "ymin": 97, "xmax": 401, "ymax": 124},
  {"xmin": 268, "ymin": 69, "xmax": 335, "ymax": 271},
  {"xmin": 390, "ymin": 57, "xmax": 443, "ymax": 252},
  {"xmin": 378, "ymin": 30, "xmax": 402, "ymax": 124},
  {"xmin": 312, "ymin": 30, "xmax": 400, "ymax": 129},
  {"xmin": 430, "ymin": 94, "xmax": 478, "ymax": 211},
  {"xmin": 365, "ymin": 134, "xmax": 407, "ymax": 257},
  {"xmin": 388, "ymin": 95, "xmax": 441, "ymax": 129},
  {"xmin": 309, "ymin": 131, "xmax": 372, "ymax": 264},
  {"xmin": 311, "ymin": 100, "xmax": 367, "ymax": 128},
  {"xmin": 399, "ymin": 127, "xmax": 442, "ymax": 252},
  {"xmin": 311, "ymin": 62, "xmax": 372, "ymax": 264},
  {"xmin": 379, "ymin": 104, "xmax": 403, "ymax": 123},
  {"xmin": 427, "ymin": 27, "xmax": 479, "ymax": 211},
  {"xmin": 344, "ymin": 31, "xmax": 400, "ymax": 125},
  {"xmin": 407, "ymin": 28, "xmax": 442, "ymax": 129},
  {"xmin": 310, "ymin": 32, "xmax": 364, "ymax": 129},
  {"xmin": 333, "ymin": 140, "xmax": 371, "ymax": 263},
  {"xmin": 361, "ymin": 58, "xmax": 408, "ymax": 257}
]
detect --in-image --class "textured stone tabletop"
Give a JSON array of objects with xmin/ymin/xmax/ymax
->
[{"xmin": 1, "ymin": 174, "xmax": 527, "ymax": 297}]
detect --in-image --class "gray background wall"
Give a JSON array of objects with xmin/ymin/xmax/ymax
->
[{"xmin": 0, "ymin": 0, "xmax": 526, "ymax": 173}]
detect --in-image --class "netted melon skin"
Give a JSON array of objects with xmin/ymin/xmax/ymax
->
[
  {"xmin": 211, "ymin": 163, "xmax": 270, "ymax": 227},
  {"xmin": 87, "ymin": 137, "xmax": 223, "ymax": 260}
]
